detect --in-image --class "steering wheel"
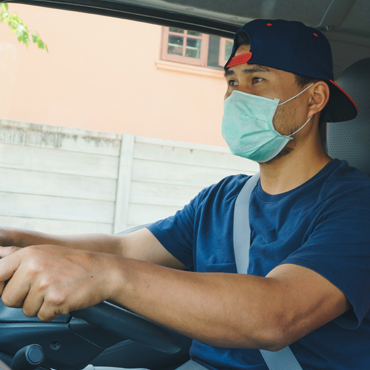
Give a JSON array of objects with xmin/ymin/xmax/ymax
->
[
  {"xmin": 72, "ymin": 300, "xmax": 183, "ymax": 354},
  {"xmin": 0, "ymin": 226, "xmax": 183, "ymax": 354},
  {"xmin": 0, "ymin": 296, "xmax": 183, "ymax": 355}
]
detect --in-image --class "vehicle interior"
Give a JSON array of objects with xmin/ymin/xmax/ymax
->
[{"xmin": 0, "ymin": 0, "xmax": 369, "ymax": 369}]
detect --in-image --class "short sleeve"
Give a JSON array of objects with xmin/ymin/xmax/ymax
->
[
  {"xmin": 282, "ymin": 186, "xmax": 370, "ymax": 328},
  {"xmin": 147, "ymin": 187, "xmax": 210, "ymax": 271}
]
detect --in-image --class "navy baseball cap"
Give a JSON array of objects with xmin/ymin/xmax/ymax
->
[{"xmin": 225, "ymin": 19, "xmax": 358, "ymax": 123}]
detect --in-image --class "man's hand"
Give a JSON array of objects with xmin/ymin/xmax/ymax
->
[
  {"xmin": 0, "ymin": 245, "xmax": 114, "ymax": 321},
  {"xmin": 0, "ymin": 243, "xmax": 351, "ymax": 350}
]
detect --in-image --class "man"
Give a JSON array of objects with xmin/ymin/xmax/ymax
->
[{"xmin": 0, "ymin": 19, "xmax": 369, "ymax": 369}]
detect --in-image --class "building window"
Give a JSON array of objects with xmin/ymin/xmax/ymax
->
[
  {"xmin": 161, "ymin": 27, "xmax": 233, "ymax": 69},
  {"xmin": 161, "ymin": 27, "xmax": 209, "ymax": 66},
  {"xmin": 218, "ymin": 38, "xmax": 234, "ymax": 66}
]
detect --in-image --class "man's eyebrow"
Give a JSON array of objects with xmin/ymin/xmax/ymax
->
[{"xmin": 224, "ymin": 66, "xmax": 271, "ymax": 77}]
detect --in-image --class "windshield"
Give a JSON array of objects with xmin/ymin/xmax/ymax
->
[{"xmin": 0, "ymin": 3, "xmax": 258, "ymax": 234}]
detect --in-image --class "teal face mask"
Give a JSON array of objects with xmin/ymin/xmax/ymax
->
[{"xmin": 221, "ymin": 84, "xmax": 313, "ymax": 163}]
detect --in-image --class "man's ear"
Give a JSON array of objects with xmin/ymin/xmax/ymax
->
[{"xmin": 307, "ymin": 81, "xmax": 330, "ymax": 118}]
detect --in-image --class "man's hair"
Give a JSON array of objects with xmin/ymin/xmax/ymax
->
[
  {"xmin": 295, "ymin": 74, "xmax": 319, "ymax": 88},
  {"xmin": 234, "ymin": 32, "xmax": 325, "ymax": 126},
  {"xmin": 235, "ymin": 32, "xmax": 250, "ymax": 49}
]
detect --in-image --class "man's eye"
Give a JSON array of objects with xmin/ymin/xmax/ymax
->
[
  {"xmin": 228, "ymin": 80, "xmax": 238, "ymax": 86},
  {"xmin": 252, "ymin": 77, "xmax": 264, "ymax": 84}
]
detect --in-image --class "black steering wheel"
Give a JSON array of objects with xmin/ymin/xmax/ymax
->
[
  {"xmin": 72, "ymin": 300, "xmax": 183, "ymax": 354},
  {"xmin": 0, "ymin": 297, "xmax": 183, "ymax": 355}
]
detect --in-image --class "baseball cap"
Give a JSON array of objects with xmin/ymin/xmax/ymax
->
[{"xmin": 224, "ymin": 19, "xmax": 358, "ymax": 123}]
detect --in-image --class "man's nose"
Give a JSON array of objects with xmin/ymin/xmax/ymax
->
[{"xmin": 224, "ymin": 85, "xmax": 252, "ymax": 100}]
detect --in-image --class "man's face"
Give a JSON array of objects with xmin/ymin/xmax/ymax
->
[{"xmin": 224, "ymin": 44, "xmax": 312, "ymax": 137}]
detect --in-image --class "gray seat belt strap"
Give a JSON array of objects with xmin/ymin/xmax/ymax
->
[
  {"xmin": 260, "ymin": 347, "xmax": 303, "ymax": 370},
  {"xmin": 176, "ymin": 359, "xmax": 208, "ymax": 370},
  {"xmin": 233, "ymin": 172, "xmax": 303, "ymax": 370},
  {"xmin": 233, "ymin": 173, "xmax": 260, "ymax": 273}
]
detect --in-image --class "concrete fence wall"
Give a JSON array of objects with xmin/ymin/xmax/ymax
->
[{"xmin": 0, "ymin": 120, "xmax": 258, "ymax": 235}]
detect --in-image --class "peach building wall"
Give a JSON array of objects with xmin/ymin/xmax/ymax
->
[{"xmin": 0, "ymin": 4, "xmax": 228, "ymax": 146}]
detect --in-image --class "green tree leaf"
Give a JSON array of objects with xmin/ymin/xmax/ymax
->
[
  {"xmin": 37, "ymin": 37, "xmax": 44, "ymax": 49},
  {"xmin": 16, "ymin": 24, "xmax": 24, "ymax": 37},
  {"xmin": 22, "ymin": 31, "xmax": 29, "ymax": 46},
  {"xmin": 1, "ymin": 3, "xmax": 48, "ymax": 52},
  {"xmin": 11, "ymin": 12, "xmax": 20, "ymax": 23},
  {"xmin": 0, "ymin": 11, "xmax": 9, "ymax": 22}
]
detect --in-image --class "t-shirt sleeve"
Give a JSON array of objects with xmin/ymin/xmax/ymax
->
[
  {"xmin": 282, "ymin": 186, "xmax": 370, "ymax": 329},
  {"xmin": 147, "ymin": 187, "xmax": 210, "ymax": 271},
  {"xmin": 147, "ymin": 175, "xmax": 247, "ymax": 272}
]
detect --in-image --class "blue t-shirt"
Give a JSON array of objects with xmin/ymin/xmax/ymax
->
[{"xmin": 148, "ymin": 159, "xmax": 370, "ymax": 370}]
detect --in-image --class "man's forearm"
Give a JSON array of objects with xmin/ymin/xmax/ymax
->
[
  {"xmin": 4, "ymin": 228, "xmax": 122, "ymax": 255},
  {"xmin": 107, "ymin": 256, "xmax": 285, "ymax": 351},
  {"xmin": 106, "ymin": 257, "xmax": 349, "ymax": 351},
  {"xmin": 2, "ymin": 227, "xmax": 185, "ymax": 268},
  {"xmin": 0, "ymin": 243, "xmax": 349, "ymax": 351}
]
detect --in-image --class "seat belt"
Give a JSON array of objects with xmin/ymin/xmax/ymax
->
[
  {"xmin": 176, "ymin": 173, "xmax": 303, "ymax": 370},
  {"xmin": 175, "ymin": 360, "xmax": 209, "ymax": 370},
  {"xmin": 233, "ymin": 172, "xmax": 303, "ymax": 370}
]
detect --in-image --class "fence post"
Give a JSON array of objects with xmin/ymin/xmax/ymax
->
[{"xmin": 113, "ymin": 134, "xmax": 135, "ymax": 234}]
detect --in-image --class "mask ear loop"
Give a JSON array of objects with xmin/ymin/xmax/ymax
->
[
  {"xmin": 278, "ymin": 83, "xmax": 314, "ymax": 106},
  {"xmin": 288, "ymin": 115, "xmax": 312, "ymax": 137},
  {"xmin": 278, "ymin": 82, "xmax": 315, "ymax": 137}
]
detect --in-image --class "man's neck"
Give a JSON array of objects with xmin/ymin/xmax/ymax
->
[{"xmin": 259, "ymin": 134, "xmax": 332, "ymax": 195}]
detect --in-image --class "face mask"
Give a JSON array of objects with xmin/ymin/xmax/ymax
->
[{"xmin": 221, "ymin": 83, "xmax": 314, "ymax": 163}]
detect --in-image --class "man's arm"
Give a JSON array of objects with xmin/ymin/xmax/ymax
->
[
  {"xmin": 105, "ymin": 258, "xmax": 351, "ymax": 351},
  {"xmin": 0, "ymin": 227, "xmax": 186, "ymax": 269},
  {"xmin": 0, "ymin": 244, "xmax": 350, "ymax": 351}
]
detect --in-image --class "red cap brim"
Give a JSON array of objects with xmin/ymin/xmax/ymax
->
[{"xmin": 225, "ymin": 52, "xmax": 252, "ymax": 68}]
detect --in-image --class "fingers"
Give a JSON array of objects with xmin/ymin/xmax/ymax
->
[
  {"xmin": 22, "ymin": 286, "xmax": 45, "ymax": 318},
  {"xmin": 37, "ymin": 294, "xmax": 67, "ymax": 322},
  {"xmin": 0, "ymin": 250, "xmax": 31, "ymax": 307},
  {"xmin": 0, "ymin": 246, "xmax": 21, "ymax": 258},
  {"xmin": 0, "ymin": 246, "xmax": 59, "ymax": 319},
  {"xmin": 0, "ymin": 250, "xmax": 21, "ymax": 295},
  {"xmin": 21, "ymin": 274, "xmax": 68, "ymax": 320},
  {"xmin": 1, "ymin": 248, "xmax": 63, "ymax": 319},
  {"xmin": 1, "ymin": 271, "xmax": 30, "ymax": 308},
  {"xmin": 0, "ymin": 245, "xmax": 108, "ymax": 321},
  {"xmin": 0, "ymin": 247, "xmax": 40, "ymax": 308}
]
